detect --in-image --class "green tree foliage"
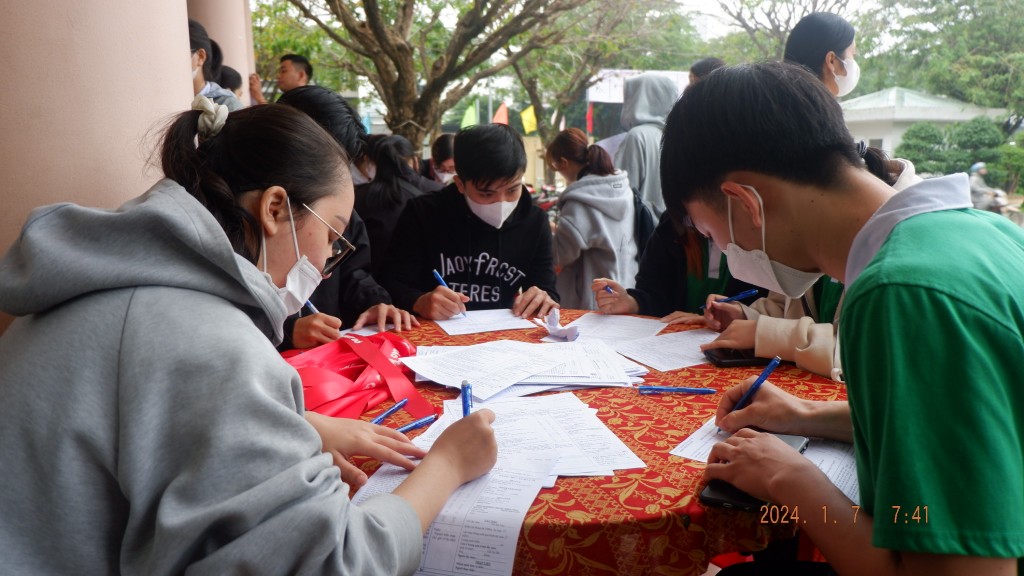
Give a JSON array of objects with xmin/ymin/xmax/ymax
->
[
  {"xmin": 880, "ymin": 0, "xmax": 1024, "ymax": 133},
  {"xmin": 996, "ymin": 143, "xmax": 1024, "ymax": 195},
  {"xmin": 251, "ymin": 0, "xmax": 357, "ymax": 97},
  {"xmin": 283, "ymin": 0, "xmax": 604, "ymax": 146},
  {"xmin": 509, "ymin": 2, "xmax": 690, "ymax": 149},
  {"xmin": 896, "ymin": 117, "xmax": 1007, "ymax": 178}
]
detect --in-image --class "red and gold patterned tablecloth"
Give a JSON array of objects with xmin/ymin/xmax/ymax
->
[{"xmin": 358, "ymin": 310, "xmax": 846, "ymax": 576}]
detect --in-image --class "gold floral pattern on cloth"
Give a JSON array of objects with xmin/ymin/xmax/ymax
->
[{"xmin": 353, "ymin": 310, "xmax": 845, "ymax": 575}]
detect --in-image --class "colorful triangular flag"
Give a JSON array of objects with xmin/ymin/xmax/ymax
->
[
  {"xmin": 521, "ymin": 105, "xmax": 537, "ymax": 135},
  {"xmin": 461, "ymin": 100, "xmax": 478, "ymax": 129},
  {"xmin": 492, "ymin": 102, "xmax": 509, "ymax": 125}
]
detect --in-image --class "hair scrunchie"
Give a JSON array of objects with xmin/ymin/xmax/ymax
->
[
  {"xmin": 856, "ymin": 140, "xmax": 867, "ymax": 158},
  {"xmin": 192, "ymin": 94, "xmax": 228, "ymax": 141}
]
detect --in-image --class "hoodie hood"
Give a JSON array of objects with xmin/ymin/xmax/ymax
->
[
  {"xmin": 0, "ymin": 179, "xmax": 287, "ymax": 343},
  {"xmin": 619, "ymin": 73, "xmax": 679, "ymax": 131},
  {"xmin": 558, "ymin": 171, "xmax": 632, "ymax": 219}
]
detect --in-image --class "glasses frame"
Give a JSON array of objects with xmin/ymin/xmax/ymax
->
[{"xmin": 302, "ymin": 202, "xmax": 356, "ymax": 276}]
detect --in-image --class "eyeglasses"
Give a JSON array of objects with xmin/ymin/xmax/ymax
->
[{"xmin": 302, "ymin": 203, "xmax": 356, "ymax": 276}]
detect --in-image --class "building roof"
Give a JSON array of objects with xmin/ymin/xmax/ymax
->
[{"xmin": 841, "ymin": 87, "xmax": 1006, "ymax": 122}]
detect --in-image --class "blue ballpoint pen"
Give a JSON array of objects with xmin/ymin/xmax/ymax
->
[
  {"xmin": 432, "ymin": 269, "xmax": 467, "ymax": 318},
  {"xmin": 718, "ymin": 356, "xmax": 782, "ymax": 432},
  {"xmin": 370, "ymin": 398, "xmax": 408, "ymax": 425},
  {"xmin": 638, "ymin": 386, "xmax": 716, "ymax": 395},
  {"xmin": 397, "ymin": 413, "xmax": 438, "ymax": 434},
  {"xmin": 461, "ymin": 381, "xmax": 473, "ymax": 417},
  {"xmin": 305, "ymin": 300, "xmax": 320, "ymax": 314},
  {"xmin": 603, "ymin": 285, "xmax": 614, "ymax": 294},
  {"xmin": 699, "ymin": 288, "xmax": 761, "ymax": 311}
]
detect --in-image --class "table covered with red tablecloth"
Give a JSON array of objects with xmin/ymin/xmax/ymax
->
[{"xmin": 357, "ymin": 311, "xmax": 846, "ymax": 576}]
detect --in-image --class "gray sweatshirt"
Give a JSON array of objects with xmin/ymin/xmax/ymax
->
[
  {"xmin": 614, "ymin": 73, "xmax": 679, "ymax": 218},
  {"xmin": 0, "ymin": 179, "xmax": 421, "ymax": 575},
  {"xmin": 554, "ymin": 171, "xmax": 638, "ymax": 309}
]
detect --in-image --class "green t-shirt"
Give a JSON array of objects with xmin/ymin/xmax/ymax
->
[{"xmin": 841, "ymin": 208, "xmax": 1024, "ymax": 559}]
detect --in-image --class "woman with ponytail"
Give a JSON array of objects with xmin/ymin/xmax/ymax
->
[
  {"xmin": 546, "ymin": 127, "xmax": 637, "ymax": 309},
  {"xmin": 355, "ymin": 134, "xmax": 429, "ymax": 276},
  {"xmin": 0, "ymin": 96, "xmax": 497, "ymax": 574}
]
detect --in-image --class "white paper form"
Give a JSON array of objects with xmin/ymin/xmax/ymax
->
[
  {"xmin": 435, "ymin": 309, "xmax": 538, "ymax": 336},
  {"xmin": 412, "ymin": 346, "xmax": 465, "ymax": 382},
  {"xmin": 520, "ymin": 341, "xmax": 631, "ymax": 386},
  {"xmin": 802, "ymin": 439, "xmax": 859, "ymax": 504},
  {"xmin": 541, "ymin": 312, "xmax": 665, "ymax": 344},
  {"xmin": 614, "ymin": 329, "xmax": 719, "ymax": 372},
  {"xmin": 480, "ymin": 393, "xmax": 646, "ymax": 475},
  {"xmin": 671, "ymin": 417, "xmax": 860, "ymax": 503},
  {"xmin": 400, "ymin": 340, "xmax": 564, "ymax": 400},
  {"xmin": 352, "ymin": 452, "xmax": 556, "ymax": 576}
]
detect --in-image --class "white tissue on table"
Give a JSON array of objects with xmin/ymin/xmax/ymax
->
[{"xmin": 539, "ymin": 308, "xmax": 579, "ymax": 341}]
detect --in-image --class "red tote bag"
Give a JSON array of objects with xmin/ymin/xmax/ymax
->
[{"xmin": 284, "ymin": 332, "xmax": 436, "ymax": 420}]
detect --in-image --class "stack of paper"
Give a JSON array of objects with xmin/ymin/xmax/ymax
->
[
  {"xmin": 352, "ymin": 393, "xmax": 646, "ymax": 576},
  {"xmin": 405, "ymin": 340, "xmax": 643, "ymax": 401}
]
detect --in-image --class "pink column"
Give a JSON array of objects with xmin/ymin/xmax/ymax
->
[
  {"xmin": 187, "ymin": 0, "xmax": 253, "ymax": 106},
  {"xmin": 0, "ymin": 0, "xmax": 193, "ymax": 334}
]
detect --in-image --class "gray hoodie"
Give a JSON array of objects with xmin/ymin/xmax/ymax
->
[
  {"xmin": 614, "ymin": 73, "xmax": 679, "ymax": 218},
  {"xmin": 0, "ymin": 179, "xmax": 421, "ymax": 575},
  {"xmin": 554, "ymin": 171, "xmax": 639, "ymax": 309}
]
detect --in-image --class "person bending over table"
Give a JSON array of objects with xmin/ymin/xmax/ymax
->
[
  {"xmin": 662, "ymin": 61, "xmax": 1023, "ymax": 575},
  {"xmin": 380, "ymin": 124, "xmax": 560, "ymax": 320},
  {"xmin": 0, "ymin": 98, "xmax": 497, "ymax": 575}
]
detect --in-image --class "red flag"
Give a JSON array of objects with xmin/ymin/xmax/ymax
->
[
  {"xmin": 492, "ymin": 103, "xmax": 509, "ymax": 125},
  {"xmin": 586, "ymin": 102, "xmax": 594, "ymax": 134}
]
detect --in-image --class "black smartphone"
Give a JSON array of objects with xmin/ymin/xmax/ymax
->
[
  {"xmin": 698, "ymin": 434, "xmax": 809, "ymax": 511},
  {"xmin": 704, "ymin": 347, "xmax": 772, "ymax": 368}
]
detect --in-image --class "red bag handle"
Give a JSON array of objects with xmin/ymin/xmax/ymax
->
[{"xmin": 286, "ymin": 334, "xmax": 435, "ymax": 420}]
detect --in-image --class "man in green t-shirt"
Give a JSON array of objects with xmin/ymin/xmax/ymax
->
[{"xmin": 661, "ymin": 61, "xmax": 1023, "ymax": 574}]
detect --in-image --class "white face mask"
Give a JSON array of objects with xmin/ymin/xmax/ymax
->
[
  {"xmin": 437, "ymin": 171, "xmax": 456, "ymax": 185},
  {"xmin": 723, "ymin": 186, "xmax": 821, "ymax": 299},
  {"xmin": 349, "ymin": 161, "xmax": 376, "ymax": 186},
  {"xmin": 834, "ymin": 56, "xmax": 860, "ymax": 98},
  {"xmin": 261, "ymin": 200, "xmax": 323, "ymax": 316},
  {"xmin": 466, "ymin": 195, "xmax": 518, "ymax": 229}
]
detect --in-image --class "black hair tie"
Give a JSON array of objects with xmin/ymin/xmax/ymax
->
[{"xmin": 856, "ymin": 140, "xmax": 867, "ymax": 158}]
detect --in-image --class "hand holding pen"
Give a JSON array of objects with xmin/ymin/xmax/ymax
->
[
  {"xmin": 413, "ymin": 269, "xmax": 470, "ymax": 320},
  {"xmin": 701, "ymin": 290, "xmax": 756, "ymax": 331},
  {"xmin": 715, "ymin": 356, "xmax": 782, "ymax": 433}
]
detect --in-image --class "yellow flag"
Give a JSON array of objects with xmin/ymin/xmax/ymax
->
[
  {"xmin": 460, "ymin": 100, "xmax": 478, "ymax": 129},
  {"xmin": 521, "ymin": 104, "xmax": 537, "ymax": 134}
]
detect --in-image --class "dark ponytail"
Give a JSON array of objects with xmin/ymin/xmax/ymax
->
[
  {"xmin": 862, "ymin": 145, "xmax": 901, "ymax": 186},
  {"xmin": 364, "ymin": 134, "xmax": 417, "ymax": 205},
  {"xmin": 160, "ymin": 104, "xmax": 348, "ymax": 263},
  {"xmin": 546, "ymin": 127, "xmax": 615, "ymax": 179}
]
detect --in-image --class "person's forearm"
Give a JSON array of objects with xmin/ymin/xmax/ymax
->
[
  {"xmin": 795, "ymin": 400, "xmax": 853, "ymax": 442},
  {"xmin": 768, "ymin": 468, "xmax": 896, "ymax": 575},
  {"xmin": 392, "ymin": 456, "xmax": 463, "ymax": 532}
]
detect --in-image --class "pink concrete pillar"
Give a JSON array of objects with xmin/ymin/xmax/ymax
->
[
  {"xmin": 187, "ymin": 0, "xmax": 253, "ymax": 105},
  {"xmin": 0, "ymin": 0, "xmax": 193, "ymax": 334}
]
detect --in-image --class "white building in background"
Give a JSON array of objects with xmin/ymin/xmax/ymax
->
[{"xmin": 842, "ymin": 87, "xmax": 1007, "ymax": 155}]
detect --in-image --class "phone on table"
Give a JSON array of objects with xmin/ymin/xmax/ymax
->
[
  {"xmin": 698, "ymin": 434, "xmax": 810, "ymax": 511},
  {"xmin": 703, "ymin": 347, "xmax": 772, "ymax": 368}
]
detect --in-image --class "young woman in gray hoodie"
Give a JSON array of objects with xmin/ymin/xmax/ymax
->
[{"xmin": 548, "ymin": 128, "xmax": 638, "ymax": 310}]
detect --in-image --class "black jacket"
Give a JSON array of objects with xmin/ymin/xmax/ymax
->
[
  {"xmin": 354, "ymin": 178, "xmax": 423, "ymax": 278},
  {"xmin": 380, "ymin": 184, "xmax": 559, "ymax": 312},
  {"xmin": 278, "ymin": 210, "xmax": 392, "ymax": 350}
]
